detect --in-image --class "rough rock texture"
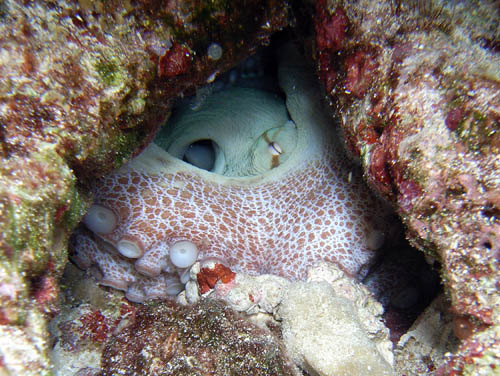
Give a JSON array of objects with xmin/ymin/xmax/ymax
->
[
  {"xmin": 0, "ymin": 310, "xmax": 50, "ymax": 374},
  {"xmin": 101, "ymin": 299, "xmax": 299, "ymax": 376},
  {"xmin": 52, "ymin": 261, "xmax": 394, "ymax": 376},
  {"xmin": 0, "ymin": 0, "xmax": 290, "ymax": 373},
  {"xmin": 313, "ymin": 0, "xmax": 500, "ymax": 371},
  {"xmin": 438, "ymin": 324, "xmax": 500, "ymax": 376},
  {"xmin": 279, "ymin": 281, "xmax": 393, "ymax": 376},
  {"xmin": 49, "ymin": 264, "xmax": 135, "ymax": 375},
  {"xmin": 182, "ymin": 261, "xmax": 395, "ymax": 375},
  {"xmin": 51, "ymin": 264, "xmax": 299, "ymax": 376},
  {"xmin": 181, "ymin": 258, "xmax": 291, "ymax": 313},
  {"xmin": 395, "ymin": 294, "xmax": 459, "ymax": 375},
  {"xmin": 5, "ymin": 0, "xmax": 499, "ymax": 373}
]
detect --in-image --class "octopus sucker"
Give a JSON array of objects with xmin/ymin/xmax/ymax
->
[{"xmin": 70, "ymin": 45, "xmax": 393, "ymax": 302}]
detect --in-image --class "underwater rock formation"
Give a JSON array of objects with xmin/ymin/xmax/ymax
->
[
  {"xmin": 394, "ymin": 294, "xmax": 459, "ymax": 374},
  {"xmin": 3, "ymin": 0, "xmax": 498, "ymax": 373},
  {"xmin": 313, "ymin": 0, "xmax": 500, "ymax": 372},
  {"xmin": 438, "ymin": 323, "xmax": 500, "ymax": 375},
  {"xmin": 0, "ymin": 0, "xmax": 290, "ymax": 373},
  {"xmin": 49, "ymin": 263, "xmax": 139, "ymax": 375},
  {"xmin": 181, "ymin": 260, "xmax": 396, "ymax": 375},
  {"xmin": 101, "ymin": 299, "xmax": 299, "ymax": 376},
  {"xmin": 51, "ymin": 261, "xmax": 395, "ymax": 376},
  {"xmin": 280, "ymin": 281, "xmax": 394, "ymax": 376}
]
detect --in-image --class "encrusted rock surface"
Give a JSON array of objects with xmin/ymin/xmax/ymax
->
[
  {"xmin": 101, "ymin": 299, "xmax": 299, "ymax": 376},
  {"xmin": 313, "ymin": 0, "xmax": 500, "ymax": 372},
  {"xmin": 0, "ymin": 0, "xmax": 290, "ymax": 373},
  {"xmin": 279, "ymin": 281, "xmax": 393, "ymax": 376},
  {"xmin": 51, "ymin": 266, "xmax": 300, "ymax": 376},
  {"xmin": 49, "ymin": 265, "xmax": 135, "ymax": 375},
  {"xmin": 3, "ymin": 0, "xmax": 500, "ymax": 373},
  {"xmin": 438, "ymin": 324, "xmax": 500, "ymax": 375},
  {"xmin": 394, "ymin": 294, "xmax": 459, "ymax": 375},
  {"xmin": 182, "ymin": 261, "xmax": 395, "ymax": 375},
  {"xmin": 50, "ymin": 261, "xmax": 395, "ymax": 376}
]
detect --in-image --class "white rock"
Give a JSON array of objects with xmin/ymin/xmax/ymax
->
[
  {"xmin": 278, "ymin": 281, "xmax": 395, "ymax": 376},
  {"xmin": 306, "ymin": 261, "xmax": 393, "ymax": 364}
]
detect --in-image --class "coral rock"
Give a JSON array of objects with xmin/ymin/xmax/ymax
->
[
  {"xmin": 101, "ymin": 299, "xmax": 299, "ymax": 376},
  {"xmin": 279, "ymin": 281, "xmax": 394, "ymax": 376},
  {"xmin": 314, "ymin": 0, "xmax": 500, "ymax": 371}
]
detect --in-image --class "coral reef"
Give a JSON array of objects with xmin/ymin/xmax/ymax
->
[
  {"xmin": 49, "ymin": 263, "xmax": 138, "ymax": 375},
  {"xmin": 51, "ymin": 260, "xmax": 395, "ymax": 376},
  {"xmin": 3, "ymin": 0, "xmax": 499, "ymax": 373},
  {"xmin": 313, "ymin": 0, "xmax": 500, "ymax": 371},
  {"xmin": 0, "ymin": 0, "xmax": 290, "ymax": 373},
  {"xmin": 437, "ymin": 324, "xmax": 500, "ymax": 375},
  {"xmin": 101, "ymin": 299, "xmax": 299, "ymax": 376},
  {"xmin": 0, "ymin": 311, "xmax": 50, "ymax": 374},
  {"xmin": 181, "ymin": 260, "xmax": 395, "ymax": 375},
  {"xmin": 394, "ymin": 294, "xmax": 459, "ymax": 375},
  {"xmin": 70, "ymin": 44, "xmax": 393, "ymax": 303},
  {"xmin": 50, "ymin": 263, "xmax": 300, "ymax": 376}
]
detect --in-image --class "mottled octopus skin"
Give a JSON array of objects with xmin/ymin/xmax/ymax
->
[{"xmin": 71, "ymin": 47, "xmax": 393, "ymax": 302}]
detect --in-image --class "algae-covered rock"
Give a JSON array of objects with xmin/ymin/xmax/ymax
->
[
  {"xmin": 49, "ymin": 263, "xmax": 139, "ymax": 376},
  {"xmin": 184, "ymin": 260, "xmax": 395, "ymax": 375},
  {"xmin": 0, "ymin": 0, "xmax": 290, "ymax": 373},
  {"xmin": 395, "ymin": 294, "xmax": 459, "ymax": 375},
  {"xmin": 438, "ymin": 324, "xmax": 500, "ymax": 375},
  {"xmin": 102, "ymin": 299, "xmax": 299, "ymax": 376},
  {"xmin": 313, "ymin": 0, "xmax": 500, "ymax": 371}
]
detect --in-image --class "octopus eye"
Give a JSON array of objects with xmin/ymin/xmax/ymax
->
[
  {"xmin": 182, "ymin": 139, "xmax": 219, "ymax": 172},
  {"xmin": 155, "ymin": 86, "xmax": 290, "ymax": 177},
  {"xmin": 251, "ymin": 121, "xmax": 298, "ymax": 173}
]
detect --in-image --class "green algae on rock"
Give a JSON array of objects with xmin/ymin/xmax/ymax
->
[{"xmin": 0, "ymin": 0, "xmax": 290, "ymax": 373}]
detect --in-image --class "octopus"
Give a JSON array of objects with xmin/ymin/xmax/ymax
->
[{"xmin": 70, "ymin": 45, "xmax": 393, "ymax": 303}]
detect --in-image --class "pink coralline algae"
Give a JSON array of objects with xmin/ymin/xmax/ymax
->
[
  {"xmin": 313, "ymin": 0, "xmax": 500, "ymax": 372},
  {"xmin": 159, "ymin": 43, "xmax": 192, "ymax": 78},
  {"xmin": 70, "ymin": 46, "xmax": 393, "ymax": 302}
]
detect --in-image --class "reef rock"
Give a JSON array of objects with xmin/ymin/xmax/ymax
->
[
  {"xmin": 278, "ymin": 262, "xmax": 395, "ymax": 376},
  {"xmin": 49, "ymin": 264, "xmax": 134, "ymax": 376},
  {"xmin": 0, "ymin": 0, "xmax": 290, "ymax": 373},
  {"xmin": 438, "ymin": 323, "xmax": 500, "ymax": 375},
  {"xmin": 394, "ymin": 294, "xmax": 459, "ymax": 374},
  {"xmin": 279, "ymin": 281, "xmax": 393, "ymax": 376},
  {"xmin": 54, "ymin": 261, "xmax": 395, "ymax": 376},
  {"xmin": 184, "ymin": 260, "xmax": 395, "ymax": 376},
  {"xmin": 313, "ymin": 0, "xmax": 500, "ymax": 371},
  {"xmin": 101, "ymin": 299, "xmax": 299, "ymax": 376},
  {"xmin": 50, "ymin": 264, "xmax": 299, "ymax": 376}
]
